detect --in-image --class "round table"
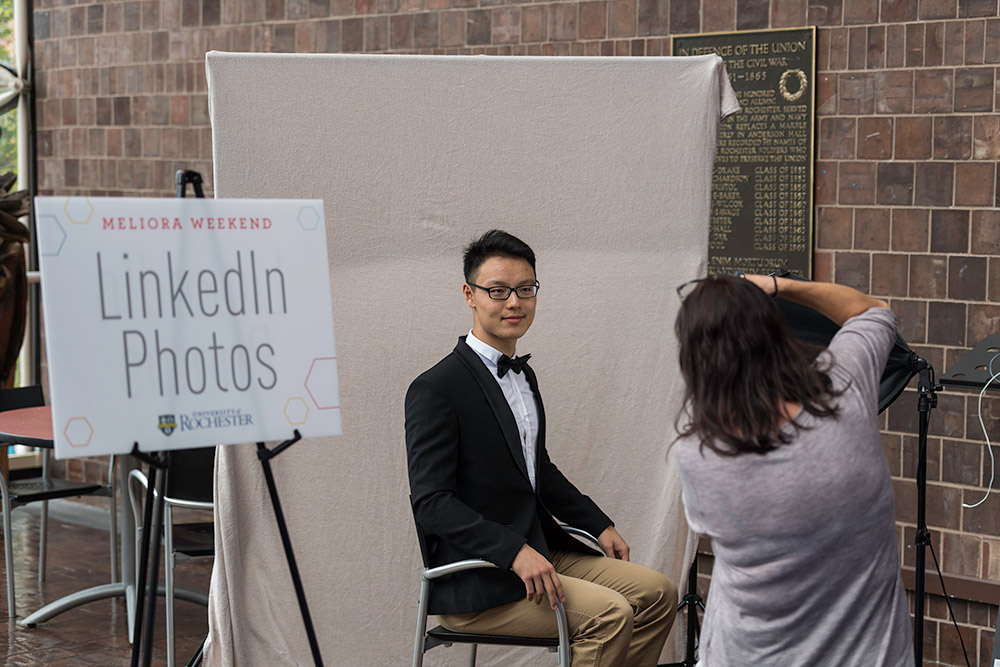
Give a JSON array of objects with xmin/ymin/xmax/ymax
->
[
  {"xmin": 0, "ymin": 405, "xmax": 138, "ymax": 630},
  {"xmin": 0, "ymin": 406, "xmax": 55, "ymax": 448}
]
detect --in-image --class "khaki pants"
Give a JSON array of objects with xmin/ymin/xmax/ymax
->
[{"xmin": 439, "ymin": 551, "xmax": 677, "ymax": 667}]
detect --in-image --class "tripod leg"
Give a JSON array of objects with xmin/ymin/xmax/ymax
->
[
  {"xmin": 685, "ymin": 553, "xmax": 699, "ymax": 664},
  {"xmin": 659, "ymin": 552, "xmax": 702, "ymax": 667}
]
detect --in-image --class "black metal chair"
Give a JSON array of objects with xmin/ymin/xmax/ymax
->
[
  {"xmin": 128, "ymin": 447, "xmax": 215, "ymax": 667},
  {"xmin": 0, "ymin": 385, "xmax": 118, "ymax": 620},
  {"xmin": 411, "ymin": 516, "xmax": 600, "ymax": 667}
]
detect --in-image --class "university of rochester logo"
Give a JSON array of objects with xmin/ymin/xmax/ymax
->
[
  {"xmin": 158, "ymin": 415, "xmax": 177, "ymax": 436},
  {"xmin": 155, "ymin": 408, "xmax": 253, "ymax": 436}
]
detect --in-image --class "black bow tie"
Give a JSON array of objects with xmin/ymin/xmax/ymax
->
[{"xmin": 497, "ymin": 354, "xmax": 531, "ymax": 378}]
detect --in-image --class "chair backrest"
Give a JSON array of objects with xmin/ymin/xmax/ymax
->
[
  {"xmin": 166, "ymin": 446, "xmax": 215, "ymax": 503},
  {"xmin": 0, "ymin": 385, "xmax": 44, "ymax": 412}
]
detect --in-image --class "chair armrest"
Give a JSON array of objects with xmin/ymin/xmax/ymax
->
[
  {"xmin": 561, "ymin": 525, "xmax": 601, "ymax": 550},
  {"xmin": 126, "ymin": 468, "xmax": 213, "ymax": 511},
  {"xmin": 422, "ymin": 559, "xmax": 497, "ymax": 581},
  {"xmin": 422, "ymin": 528, "xmax": 597, "ymax": 583},
  {"xmin": 166, "ymin": 497, "xmax": 214, "ymax": 511},
  {"xmin": 127, "ymin": 469, "xmax": 148, "ymax": 527}
]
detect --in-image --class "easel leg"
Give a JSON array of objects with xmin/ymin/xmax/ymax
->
[
  {"xmin": 257, "ymin": 434, "xmax": 324, "ymax": 667},
  {"xmin": 131, "ymin": 448, "xmax": 168, "ymax": 667},
  {"xmin": 142, "ymin": 465, "xmax": 168, "ymax": 667}
]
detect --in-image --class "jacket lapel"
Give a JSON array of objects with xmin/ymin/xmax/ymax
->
[
  {"xmin": 452, "ymin": 337, "xmax": 532, "ymax": 484},
  {"xmin": 523, "ymin": 364, "xmax": 545, "ymax": 485}
]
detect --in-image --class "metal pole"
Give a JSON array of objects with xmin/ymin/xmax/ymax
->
[
  {"xmin": 914, "ymin": 408, "xmax": 928, "ymax": 665},
  {"xmin": 912, "ymin": 357, "xmax": 935, "ymax": 667}
]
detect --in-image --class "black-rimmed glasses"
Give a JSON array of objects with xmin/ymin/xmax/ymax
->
[
  {"xmin": 468, "ymin": 281, "xmax": 540, "ymax": 301},
  {"xmin": 676, "ymin": 270, "xmax": 745, "ymax": 301}
]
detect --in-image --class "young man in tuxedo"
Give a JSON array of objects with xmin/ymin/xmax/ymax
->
[{"xmin": 405, "ymin": 229, "xmax": 676, "ymax": 666}]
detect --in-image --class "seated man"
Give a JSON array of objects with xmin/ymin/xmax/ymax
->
[{"xmin": 406, "ymin": 229, "xmax": 676, "ymax": 666}]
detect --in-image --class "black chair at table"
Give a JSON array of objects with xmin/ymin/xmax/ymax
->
[
  {"xmin": 411, "ymin": 512, "xmax": 601, "ymax": 667},
  {"xmin": 128, "ymin": 446, "xmax": 215, "ymax": 667},
  {"xmin": 0, "ymin": 385, "xmax": 118, "ymax": 620}
]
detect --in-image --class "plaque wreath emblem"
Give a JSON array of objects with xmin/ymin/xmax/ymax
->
[{"xmin": 779, "ymin": 69, "xmax": 808, "ymax": 102}]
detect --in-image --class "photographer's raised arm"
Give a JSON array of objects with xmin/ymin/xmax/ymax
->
[{"xmin": 745, "ymin": 275, "xmax": 889, "ymax": 326}]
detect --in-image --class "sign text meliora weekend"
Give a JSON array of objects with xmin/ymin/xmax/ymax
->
[{"xmin": 102, "ymin": 216, "xmax": 274, "ymax": 231}]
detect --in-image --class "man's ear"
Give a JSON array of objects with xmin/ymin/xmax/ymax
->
[{"xmin": 463, "ymin": 283, "xmax": 476, "ymax": 308}]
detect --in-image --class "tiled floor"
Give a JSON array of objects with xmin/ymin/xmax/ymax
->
[{"xmin": 0, "ymin": 503, "xmax": 212, "ymax": 666}]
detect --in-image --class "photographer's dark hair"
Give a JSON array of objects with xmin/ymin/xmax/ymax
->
[
  {"xmin": 674, "ymin": 275, "xmax": 842, "ymax": 457},
  {"xmin": 463, "ymin": 230, "xmax": 536, "ymax": 283}
]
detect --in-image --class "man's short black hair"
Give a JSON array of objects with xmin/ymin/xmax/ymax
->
[{"xmin": 463, "ymin": 229, "xmax": 536, "ymax": 283}]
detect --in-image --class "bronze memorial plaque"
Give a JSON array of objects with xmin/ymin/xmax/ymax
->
[{"xmin": 672, "ymin": 27, "xmax": 816, "ymax": 278}]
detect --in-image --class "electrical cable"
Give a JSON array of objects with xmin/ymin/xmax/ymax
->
[
  {"xmin": 962, "ymin": 352, "xmax": 1000, "ymax": 509},
  {"xmin": 929, "ymin": 538, "xmax": 972, "ymax": 667}
]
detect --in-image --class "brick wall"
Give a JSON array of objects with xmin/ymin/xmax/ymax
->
[{"xmin": 33, "ymin": 0, "xmax": 1000, "ymax": 663}]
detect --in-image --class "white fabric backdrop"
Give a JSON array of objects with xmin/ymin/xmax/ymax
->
[{"xmin": 204, "ymin": 52, "xmax": 738, "ymax": 666}]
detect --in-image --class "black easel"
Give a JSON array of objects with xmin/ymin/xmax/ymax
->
[
  {"xmin": 130, "ymin": 445, "xmax": 169, "ymax": 667},
  {"xmin": 172, "ymin": 169, "xmax": 323, "ymax": 665},
  {"xmin": 257, "ymin": 430, "xmax": 325, "ymax": 667},
  {"xmin": 175, "ymin": 169, "xmax": 205, "ymax": 199},
  {"xmin": 659, "ymin": 552, "xmax": 704, "ymax": 667}
]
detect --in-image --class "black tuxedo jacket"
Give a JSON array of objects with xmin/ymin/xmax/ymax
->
[{"xmin": 405, "ymin": 337, "xmax": 612, "ymax": 615}]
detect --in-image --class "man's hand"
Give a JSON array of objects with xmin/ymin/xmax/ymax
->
[
  {"xmin": 510, "ymin": 544, "xmax": 565, "ymax": 610},
  {"xmin": 598, "ymin": 526, "xmax": 630, "ymax": 561}
]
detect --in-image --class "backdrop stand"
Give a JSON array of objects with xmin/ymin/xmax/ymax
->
[{"xmin": 257, "ymin": 429, "xmax": 325, "ymax": 667}]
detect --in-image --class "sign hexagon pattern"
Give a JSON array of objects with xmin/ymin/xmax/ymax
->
[
  {"xmin": 64, "ymin": 417, "xmax": 94, "ymax": 448},
  {"xmin": 297, "ymin": 206, "xmax": 320, "ymax": 231},
  {"xmin": 64, "ymin": 197, "xmax": 95, "ymax": 225},
  {"xmin": 284, "ymin": 397, "xmax": 309, "ymax": 425},
  {"xmin": 38, "ymin": 215, "xmax": 67, "ymax": 256},
  {"xmin": 305, "ymin": 357, "xmax": 340, "ymax": 409}
]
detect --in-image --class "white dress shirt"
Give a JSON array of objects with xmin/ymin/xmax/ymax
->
[{"xmin": 465, "ymin": 331, "xmax": 539, "ymax": 490}]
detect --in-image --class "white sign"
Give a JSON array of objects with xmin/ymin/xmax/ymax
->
[{"xmin": 36, "ymin": 197, "xmax": 341, "ymax": 458}]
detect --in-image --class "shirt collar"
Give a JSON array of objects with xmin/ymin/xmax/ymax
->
[{"xmin": 466, "ymin": 329, "xmax": 507, "ymax": 368}]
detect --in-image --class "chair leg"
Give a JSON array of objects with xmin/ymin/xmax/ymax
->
[
  {"xmin": 108, "ymin": 455, "xmax": 119, "ymax": 583},
  {"xmin": 38, "ymin": 500, "xmax": 48, "ymax": 584},
  {"xmin": 38, "ymin": 450, "xmax": 49, "ymax": 584},
  {"xmin": 165, "ymin": 503, "xmax": 176, "ymax": 667},
  {"xmin": 412, "ymin": 578, "xmax": 432, "ymax": 667},
  {"xmin": 466, "ymin": 644, "xmax": 477, "ymax": 667},
  {"xmin": 1, "ymin": 474, "xmax": 15, "ymax": 619},
  {"xmin": 555, "ymin": 600, "xmax": 571, "ymax": 667}
]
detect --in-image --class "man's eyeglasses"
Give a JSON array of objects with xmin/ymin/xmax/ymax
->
[
  {"xmin": 468, "ymin": 282, "xmax": 540, "ymax": 301},
  {"xmin": 676, "ymin": 270, "xmax": 745, "ymax": 301}
]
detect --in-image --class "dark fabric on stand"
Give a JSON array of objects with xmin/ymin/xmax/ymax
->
[{"xmin": 773, "ymin": 272, "xmax": 915, "ymax": 414}]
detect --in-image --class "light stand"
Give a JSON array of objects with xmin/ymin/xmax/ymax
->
[
  {"xmin": 659, "ymin": 553, "xmax": 704, "ymax": 667},
  {"xmin": 911, "ymin": 356, "xmax": 939, "ymax": 666},
  {"xmin": 772, "ymin": 271, "xmax": 931, "ymax": 665}
]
